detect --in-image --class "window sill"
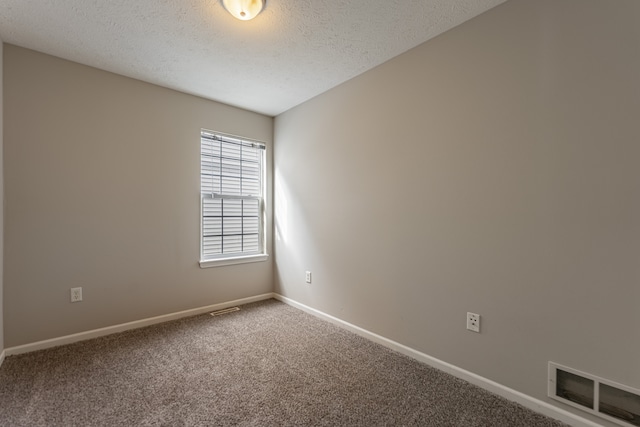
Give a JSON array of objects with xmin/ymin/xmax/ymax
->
[{"xmin": 199, "ymin": 254, "xmax": 269, "ymax": 269}]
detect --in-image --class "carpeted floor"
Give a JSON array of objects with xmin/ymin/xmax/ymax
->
[{"xmin": 0, "ymin": 299, "xmax": 567, "ymax": 426}]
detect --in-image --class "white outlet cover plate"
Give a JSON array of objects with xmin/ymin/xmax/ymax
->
[
  {"xmin": 467, "ymin": 312, "xmax": 480, "ymax": 332},
  {"xmin": 70, "ymin": 287, "xmax": 83, "ymax": 302}
]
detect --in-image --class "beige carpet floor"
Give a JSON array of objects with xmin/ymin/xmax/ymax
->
[{"xmin": 0, "ymin": 299, "xmax": 568, "ymax": 426}]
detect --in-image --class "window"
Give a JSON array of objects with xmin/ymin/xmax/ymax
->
[{"xmin": 200, "ymin": 130, "xmax": 267, "ymax": 268}]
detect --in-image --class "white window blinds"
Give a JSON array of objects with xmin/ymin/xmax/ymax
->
[{"xmin": 200, "ymin": 131, "xmax": 265, "ymax": 260}]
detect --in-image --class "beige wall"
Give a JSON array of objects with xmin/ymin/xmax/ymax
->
[
  {"xmin": 274, "ymin": 0, "xmax": 640, "ymax": 423},
  {"xmin": 3, "ymin": 45, "xmax": 273, "ymax": 347},
  {"xmin": 0, "ymin": 40, "xmax": 4, "ymax": 352}
]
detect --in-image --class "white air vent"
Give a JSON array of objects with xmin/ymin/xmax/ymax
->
[
  {"xmin": 549, "ymin": 362, "xmax": 640, "ymax": 426},
  {"xmin": 210, "ymin": 307, "xmax": 240, "ymax": 316}
]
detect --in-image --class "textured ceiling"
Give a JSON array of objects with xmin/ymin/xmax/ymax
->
[{"xmin": 0, "ymin": 0, "xmax": 507, "ymax": 116}]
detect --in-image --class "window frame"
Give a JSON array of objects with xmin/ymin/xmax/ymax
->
[{"xmin": 199, "ymin": 130, "xmax": 268, "ymax": 268}]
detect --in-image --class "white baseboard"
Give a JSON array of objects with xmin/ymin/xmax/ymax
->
[
  {"xmin": 273, "ymin": 293, "xmax": 601, "ymax": 427},
  {"xmin": 5, "ymin": 293, "xmax": 275, "ymax": 356},
  {"xmin": 0, "ymin": 349, "xmax": 5, "ymax": 368}
]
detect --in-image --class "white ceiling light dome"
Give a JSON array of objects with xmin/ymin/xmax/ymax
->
[{"xmin": 222, "ymin": 0, "xmax": 265, "ymax": 21}]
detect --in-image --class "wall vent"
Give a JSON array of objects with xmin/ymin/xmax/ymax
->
[
  {"xmin": 549, "ymin": 362, "xmax": 640, "ymax": 426},
  {"xmin": 210, "ymin": 307, "xmax": 240, "ymax": 316}
]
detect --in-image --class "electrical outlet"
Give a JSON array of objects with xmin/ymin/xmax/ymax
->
[
  {"xmin": 305, "ymin": 271, "xmax": 312, "ymax": 284},
  {"xmin": 467, "ymin": 312, "xmax": 480, "ymax": 333},
  {"xmin": 70, "ymin": 287, "xmax": 83, "ymax": 303}
]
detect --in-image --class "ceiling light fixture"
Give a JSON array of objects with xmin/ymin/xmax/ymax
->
[{"xmin": 222, "ymin": 0, "xmax": 266, "ymax": 21}]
